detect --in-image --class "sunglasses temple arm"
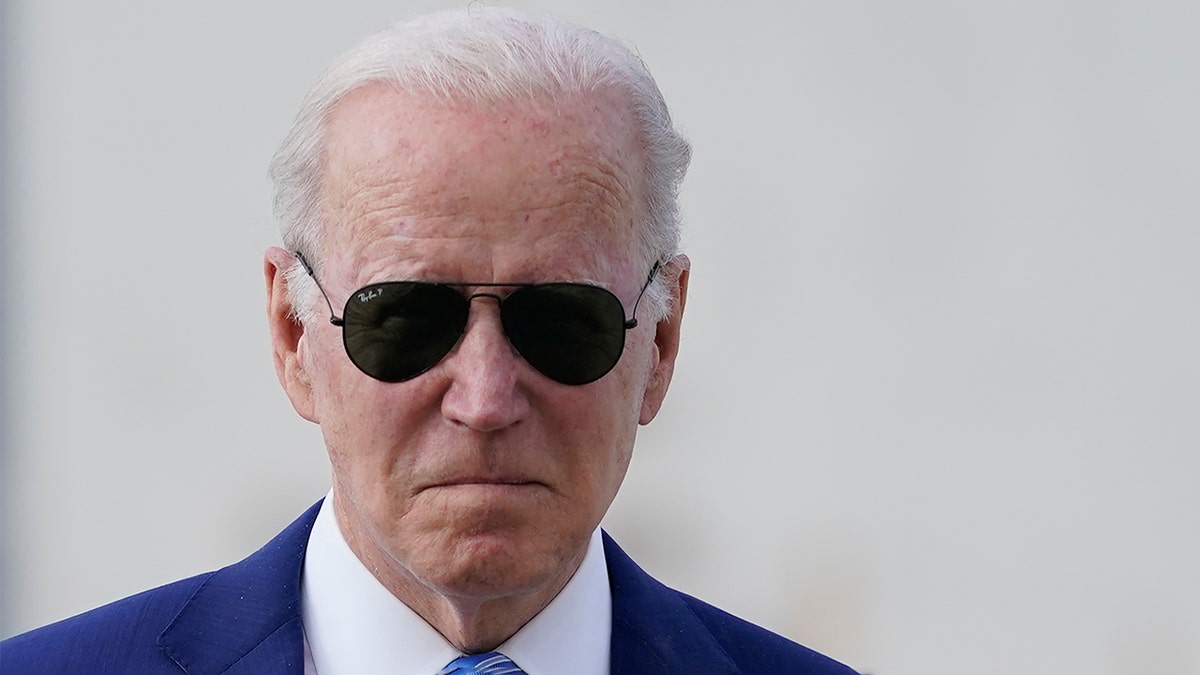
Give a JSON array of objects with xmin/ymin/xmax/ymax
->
[
  {"xmin": 293, "ymin": 251, "xmax": 346, "ymax": 327},
  {"xmin": 625, "ymin": 260, "xmax": 662, "ymax": 329}
]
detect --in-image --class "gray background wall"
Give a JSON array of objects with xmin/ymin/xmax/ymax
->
[{"xmin": 2, "ymin": 1, "xmax": 1197, "ymax": 673}]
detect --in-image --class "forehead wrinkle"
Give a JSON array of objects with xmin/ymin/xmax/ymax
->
[
  {"xmin": 324, "ymin": 141, "xmax": 631, "ymax": 233},
  {"xmin": 329, "ymin": 157, "xmax": 634, "ymax": 262},
  {"xmin": 556, "ymin": 171, "xmax": 633, "ymax": 234},
  {"xmin": 409, "ymin": 129, "xmax": 636, "ymax": 223},
  {"xmin": 353, "ymin": 234, "xmax": 485, "ymax": 286},
  {"xmin": 321, "ymin": 165, "xmax": 418, "ymax": 254}
]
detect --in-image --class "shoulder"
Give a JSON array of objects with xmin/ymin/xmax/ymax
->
[
  {"xmin": 0, "ymin": 573, "xmax": 211, "ymax": 674},
  {"xmin": 2, "ymin": 501, "xmax": 321, "ymax": 674},
  {"xmin": 675, "ymin": 590, "xmax": 859, "ymax": 674},
  {"xmin": 603, "ymin": 532, "xmax": 859, "ymax": 674}
]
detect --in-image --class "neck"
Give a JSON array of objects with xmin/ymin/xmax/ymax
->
[{"xmin": 397, "ymin": 580, "xmax": 572, "ymax": 653}]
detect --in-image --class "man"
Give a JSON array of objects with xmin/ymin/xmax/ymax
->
[{"xmin": 2, "ymin": 8, "xmax": 857, "ymax": 674}]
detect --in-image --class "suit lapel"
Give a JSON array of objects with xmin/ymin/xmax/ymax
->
[
  {"xmin": 604, "ymin": 533, "xmax": 738, "ymax": 675},
  {"xmin": 158, "ymin": 502, "xmax": 321, "ymax": 674}
]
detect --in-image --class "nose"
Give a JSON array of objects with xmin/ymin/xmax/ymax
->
[{"xmin": 439, "ymin": 296, "xmax": 531, "ymax": 432}]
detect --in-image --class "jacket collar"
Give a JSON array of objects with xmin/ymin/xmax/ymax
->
[
  {"xmin": 157, "ymin": 501, "xmax": 320, "ymax": 674},
  {"xmin": 604, "ymin": 532, "xmax": 738, "ymax": 674}
]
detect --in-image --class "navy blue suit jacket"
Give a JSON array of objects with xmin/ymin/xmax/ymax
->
[{"xmin": 2, "ymin": 502, "xmax": 857, "ymax": 674}]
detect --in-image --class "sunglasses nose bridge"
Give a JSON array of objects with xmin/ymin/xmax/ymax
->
[
  {"xmin": 466, "ymin": 291, "xmax": 504, "ymax": 305},
  {"xmin": 455, "ymin": 291, "xmax": 517, "ymax": 357},
  {"xmin": 463, "ymin": 292, "xmax": 508, "ymax": 341}
]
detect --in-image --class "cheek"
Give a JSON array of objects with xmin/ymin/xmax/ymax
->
[
  {"xmin": 568, "ymin": 369, "xmax": 645, "ymax": 502},
  {"xmin": 610, "ymin": 332, "xmax": 656, "ymax": 419},
  {"xmin": 598, "ymin": 335, "xmax": 658, "ymax": 479},
  {"xmin": 305, "ymin": 332, "xmax": 398, "ymax": 470},
  {"xmin": 308, "ymin": 339, "xmax": 358, "ymax": 432},
  {"xmin": 306, "ymin": 325, "xmax": 401, "ymax": 423},
  {"xmin": 301, "ymin": 325, "xmax": 343, "ymax": 392}
]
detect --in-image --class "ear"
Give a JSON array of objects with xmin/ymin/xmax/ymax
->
[
  {"xmin": 639, "ymin": 255, "xmax": 690, "ymax": 424},
  {"xmin": 265, "ymin": 246, "xmax": 319, "ymax": 423}
]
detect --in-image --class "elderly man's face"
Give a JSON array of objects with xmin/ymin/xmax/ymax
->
[{"xmin": 267, "ymin": 84, "xmax": 685, "ymax": 611}]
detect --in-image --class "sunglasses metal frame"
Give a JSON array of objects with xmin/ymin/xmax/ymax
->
[{"xmin": 293, "ymin": 251, "xmax": 661, "ymax": 384}]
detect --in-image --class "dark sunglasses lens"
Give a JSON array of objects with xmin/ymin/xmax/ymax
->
[
  {"xmin": 502, "ymin": 284, "xmax": 627, "ymax": 385},
  {"xmin": 342, "ymin": 283, "xmax": 467, "ymax": 382}
]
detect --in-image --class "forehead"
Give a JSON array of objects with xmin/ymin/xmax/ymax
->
[{"xmin": 318, "ymin": 84, "xmax": 646, "ymax": 282}]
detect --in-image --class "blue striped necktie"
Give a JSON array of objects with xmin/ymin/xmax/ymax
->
[{"xmin": 437, "ymin": 651, "xmax": 528, "ymax": 674}]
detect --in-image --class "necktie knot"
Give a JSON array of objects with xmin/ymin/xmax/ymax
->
[{"xmin": 438, "ymin": 651, "xmax": 527, "ymax": 674}]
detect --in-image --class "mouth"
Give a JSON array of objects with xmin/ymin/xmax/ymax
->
[
  {"xmin": 422, "ymin": 477, "xmax": 548, "ymax": 491},
  {"xmin": 419, "ymin": 480, "xmax": 550, "ymax": 506}
]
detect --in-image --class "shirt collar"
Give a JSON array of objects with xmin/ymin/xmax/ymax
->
[{"xmin": 301, "ymin": 496, "xmax": 611, "ymax": 675}]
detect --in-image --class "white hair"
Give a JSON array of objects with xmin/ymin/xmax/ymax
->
[{"xmin": 269, "ymin": 6, "xmax": 691, "ymax": 323}]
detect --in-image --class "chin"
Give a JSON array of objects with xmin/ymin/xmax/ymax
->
[{"xmin": 420, "ymin": 531, "xmax": 563, "ymax": 600}]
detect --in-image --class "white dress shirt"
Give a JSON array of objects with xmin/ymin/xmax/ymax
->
[{"xmin": 301, "ymin": 496, "xmax": 611, "ymax": 675}]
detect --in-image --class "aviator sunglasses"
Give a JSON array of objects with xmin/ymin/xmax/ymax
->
[{"xmin": 296, "ymin": 252, "xmax": 660, "ymax": 386}]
